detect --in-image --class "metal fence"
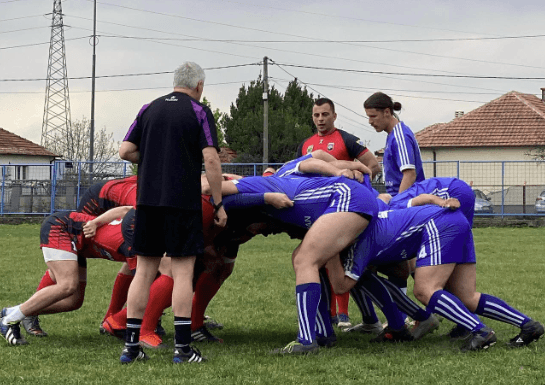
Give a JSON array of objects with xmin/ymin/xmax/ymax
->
[{"xmin": 1, "ymin": 160, "xmax": 544, "ymax": 217}]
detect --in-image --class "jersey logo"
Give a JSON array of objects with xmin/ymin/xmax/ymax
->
[
  {"xmin": 319, "ymin": 139, "xmax": 324, "ymax": 144},
  {"xmin": 357, "ymin": 139, "xmax": 365, "ymax": 146},
  {"xmin": 109, "ymin": 219, "xmax": 123, "ymax": 226},
  {"xmin": 327, "ymin": 142, "xmax": 334, "ymax": 151},
  {"xmin": 165, "ymin": 96, "xmax": 178, "ymax": 102},
  {"xmin": 306, "ymin": 145, "xmax": 314, "ymax": 154}
]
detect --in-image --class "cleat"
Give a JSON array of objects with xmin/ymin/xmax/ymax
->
[
  {"xmin": 99, "ymin": 324, "xmax": 107, "ymax": 335},
  {"xmin": 120, "ymin": 346, "xmax": 148, "ymax": 364},
  {"xmin": 445, "ymin": 324, "xmax": 472, "ymax": 342},
  {"xmin": 1, "ymin": 320, "xmax": 28, "ymax": 346},
  {"xmin": 461, "ymin": 327, "xmax": 497, "ymax": 352},
  {"xmin": 140, "ymin": 332, "xmax": 168, "ymax": 349},
  {"xmin": 370, "ymin": 326, "xmax": 414, "ymax": 343},
  {"xmin": 155, "ymin": 314, "xmax": 166, "ymax": 336},
  {"xmin": 204, "ymin": 315, "xmax": 223, "ymax": 330},
  {"xmin": 343, "ymin": 321, "xmax": 383, "ymax": 335},
  {"xmin": 21, "ymin": 316, "xmax": 48, "ymax": 337},
  {"xmin": 270, "ymin": 340, "xmax": 319, "ymax": 355},
  {"xmin": 316, "ymin": 334, "xmax": 337, "ymax": 348},
  {"xmin": 507, "ymin": 320, "xmax": 544, "ymax": 348},
  {"xmin": 191, "ymin": 326, "xmax": 223, "ymax": 343},
  {"xmin": 173, "ymin": 346, "xmax": 206, "ymax": 363},
  {"xmin": 337, "ymin": 313, "xmax": 352, "ymax": 329},
  {"xmin": 331, "ymin": 315, "xmax": 339, "ymax": 326},
  {"xmin": 102, "ymin": 318, "xmax": 125, "ymax": 340},
  {"xmin": 410, "ymin": 314, "xmax": 440, "ymax": 340}
]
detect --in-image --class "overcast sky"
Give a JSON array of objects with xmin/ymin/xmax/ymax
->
[{"xmin": 2, "ymin": 0, "xmax": 544, "ymax": 156}]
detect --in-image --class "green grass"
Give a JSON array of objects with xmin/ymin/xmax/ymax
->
[{"xmin": 1, "ymin": 225, "xmax": 545, "ymax": 384}]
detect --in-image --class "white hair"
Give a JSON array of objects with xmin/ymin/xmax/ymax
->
[{"xmin": 173, "ymin": 62, "xmax": 205, "ymax": 89}]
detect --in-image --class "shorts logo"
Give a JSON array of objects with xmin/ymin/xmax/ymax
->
[
  {"xmin": 306, "ymin": 145, "xmax": 314, "ymax": 154},
  {"xmin": 327, "ymin": 143, "xmax": 334, "ymax": 151},
  {"xmin": 304, "ymin": 216, "xmax": 312, "ymax": 228}
]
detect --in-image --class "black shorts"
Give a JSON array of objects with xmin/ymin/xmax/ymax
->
[{"xmin": 133, "ymin": 205, "xmax": 204, "ymax": 257}]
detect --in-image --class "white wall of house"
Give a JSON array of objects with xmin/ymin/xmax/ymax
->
[{"xmin": 0, "ymin": 154, "xmax": 54, "ymax": 181}]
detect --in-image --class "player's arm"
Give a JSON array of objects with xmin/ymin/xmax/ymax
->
[
  {"xmin": 398, "ymin": 168, "xmax": 417, "ymax": 193},
  {"xmin": 409, "ymin": 194, "xmax": 460, "ymax": 210},
  {"xmin": 203, "ymin": 146, "xmax": 227, "ymax": 227},
  {"xmin": 356, "ymin": 151, "xmax": 381, "ymax": 179},
  {"xmin": 325, "ymin": 255, "xmax": 358, "ymax": 294},
  {"xmin": 83, "ymin": 205, "xmax": 133, "ymax": 238},
  {"xmin": 298, "ymin": 158, "xmax": 358, "ymax": 180},
  {"xmin": 119, "ymin": 141, "xmax": 140, "ymax": 163}
]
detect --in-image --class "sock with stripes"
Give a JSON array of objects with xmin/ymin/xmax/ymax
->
[
  {"xmin": 387, "ymin": 276, "xmax": 408, "ymax": 321},
  {"xmin": 378, "ymin": 275, "xmax": 431, "ymax": 322},
  {"xmin": 315, "ymin": 272, "xmax": 335, "ymax": 338},
  {"xmin": 350, "ymin": 281, "xmax": 379, "ymax": 325},
  {"xmin": 296, "ymin": 283, "xmax": 321, "ymax": 345},
  {"xmin": 360, "ymin": 271, "xmax": 405, "ymax": 330},
  {"xmin": 475, "ymin": 293, "xmax": 530, "ymax": 328},
  {"xmin": 125, "ymin": 318, "xmax": 142, "ymax": 351},
  {"xmin": 174, "ymin": 317, "xmax": 192, "ymax": 353},
  {"xmin": 427, "ymin": 290, "xmax": 485, "ymax": 333}
]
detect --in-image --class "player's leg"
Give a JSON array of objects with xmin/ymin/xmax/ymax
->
[{"xmin": 103, "ymin": 263, "xmax": 133, "ymax": 323}]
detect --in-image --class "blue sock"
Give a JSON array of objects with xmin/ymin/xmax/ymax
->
[
  {"xmin": 125, "ymin": 318, "xmax": 142, "ymax": 350},
  {"xmin": 379, "ymin": 275, "xmax": 432, "ymax": 322},
  {"xmin": 315, "ymin": 271, "xmax": 335, "ymax": 338},
  {"xmin": 350, "ymin": 281, "xmax": 379, "ymax": 324},
  {"xmin": 360, "ymin": 271, "xmax": 405, "ymax": 330},
  {"xmin": 475, "ymin": 293, "xmax": 530, "ymax": 328},
  {"xmin": 427, "ymin": 290, "xmax": 485, "ymax": 333},
  {"xmin": 174, "ymin": 317, "xmax": 192, "ymax": 353},
  {"xmin": 296, "ymin": 283, "xmax": 321, "ymax": 345},
  {"xmin": 387, "ymin": 276, "xmax": 408, "ymax": 321}
]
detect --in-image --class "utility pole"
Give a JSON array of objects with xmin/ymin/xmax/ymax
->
[
  {"xmin": 89, "ymin": 0, "xmax": 97, "ymax": 175},
  {"xmin": 262, "ymin": 56, "xmax": 269, "ymax": 165},
  {"xmin": 41, "ymin": 0, "xmax": 71, "ymax": 152}
]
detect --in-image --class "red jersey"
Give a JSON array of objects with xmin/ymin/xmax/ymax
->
[
  {"xmin": 296, "ymin": 128, "xmax": 368, "ymax": 161},
  {"xmin": 78, "ymin": 176, "xmax": 137, "ymax": 216},
  {"xmin": 84, "ymin": 217, "xmax": 128, "ymax": 263},
  {"xmin": 40, "ymin": 211, "xmax": 96, "ymax": 254}
]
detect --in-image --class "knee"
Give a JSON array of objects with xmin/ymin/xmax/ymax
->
[
  {"xmin": 413, "ymin": 286, "xmax": 432, "ymax": 306},
  {"xmin": 58, "ymin": 280, "xmax": 79, "ymax": 297}
]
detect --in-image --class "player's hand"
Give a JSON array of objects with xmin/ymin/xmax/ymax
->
[
  {"xmin": 442, "ymin": 198, "xmax": 460, "ymax": 210},
  {"xmin": 264, "ymin": 193, "xmax": 294, "ymax": 209},
  {"xmin": 214, "ymin": 207, "xmax": 227, "ymax": 227},
  {"xmin": 83, "ymin": 221, "xmax": 97, "ymax": 238},
  {"xmin": 338, "ymin": 169, "xmax": 355, "ymax": 179},
  {"xmin": 352, "ymin": 170, "xmax": 364, "ymax": 183}
]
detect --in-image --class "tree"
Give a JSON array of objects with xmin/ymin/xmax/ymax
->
[
  {"xmin": 223, "ymin": 77, "xmax": 315, "ymax": 163},
  {"xmin": 202, "ymin": 97, "xmax": 227, "ymax": 147},
  {"xmin": 44, "ymin": 116, "xmax": 121, "ymax": 176}
]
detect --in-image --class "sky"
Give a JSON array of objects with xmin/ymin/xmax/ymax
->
[{"xmin": 1, "ymin": 0, "xmax": 544, "ymax": 156}]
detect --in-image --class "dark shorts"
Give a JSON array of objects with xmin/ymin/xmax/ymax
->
[{"xmin": 133, "ymin": 205, "xmax": 204, "ymax": 257}]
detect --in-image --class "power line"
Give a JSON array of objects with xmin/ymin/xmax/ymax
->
[
  {"xmin": 0, "ymin": 14, "xmax": 44, "ymax": 22},
  {"xmin": 0, "ymin": 63, "xmax": 260, "ymax": 82},
  {"xmin": 0, "ymin": 35, "xmax": 88, "ymax": 50},
  {"xmin": 0, "ymin": 26, "xmax": 50, "ymax": 34},
  {"xmin": 273, "ymin": 63, "xmax": 545, "ymax": 80}
]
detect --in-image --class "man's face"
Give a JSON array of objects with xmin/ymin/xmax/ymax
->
[
  {"xmin": 312, "ymin": 103, "xmax": 337, "ymax": 135},
  {"xmin": 365, "ymin": 108, "xmax": 389, "ymax": 133}
]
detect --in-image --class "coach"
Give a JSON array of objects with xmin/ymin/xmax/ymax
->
[{"xmin": 118, "ymin": 61, "xmax": 227, "ymax": 364}]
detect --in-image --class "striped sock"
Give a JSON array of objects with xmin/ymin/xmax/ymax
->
[
  {"xmin": 316, "ymin": 272, "xmax": 335, "ymax": 338},
  {"xmin": 350, "ymin": 281, "xmax": 379, "ymax": 324},
  {"xmin": 174, "ymin": 317, "xmax": 192, "ymax": 353},
  {"xmin": 475, "ymin": 293, "xmax": 530, "ymax": 328},
  {"xmin": 125, "ymin": 318, "xmax": 142, "ymax": 350},
  {"xmin": 379, "ymin": 275, "xmax": 432, "ymax": 322},
  {"xmin": 388, "ymin": 276, "xmax": 408, "ymax": 321},
  {"xmin": 427, "ymin": 290, "xmax": 485, "ymax": 333},
  {"xmin": 296, "ymin": 283, "xmax": 321, "ymax": 345},
  {"xmin": 360, "ymin": 271, "xmax": 405, "ymax": 330}
]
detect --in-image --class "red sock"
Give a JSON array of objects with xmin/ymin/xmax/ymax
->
[
  {"xmin": 336, "ymin": 291, "xmax": 350, "ymax": 316},
  {"xmin": 191, "ymin": 272, "xmax": 222, "ymax": 330},
  {"xmin": 103, "ymin": 273, "xmax": 133, "ymax": 321},
  {"xmin": 141, "ymin": 275, "xmax": 174, "ymax": 335},
  {"xmin": 329, "ymin": 282, "xmax": 338, "ymax": 316},
  {"xmin": 36, "ymin": 270, "xmax": 56, "ymax": 291}
]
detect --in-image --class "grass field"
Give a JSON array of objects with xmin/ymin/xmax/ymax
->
[{"xmin": 1, "ymin": 224, "xmax": 545, "ymax": 385}]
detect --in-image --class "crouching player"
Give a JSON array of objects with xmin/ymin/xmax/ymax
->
[{"xmin": 1, "ymin": 206, "xmax": 133, "ymax": 345}]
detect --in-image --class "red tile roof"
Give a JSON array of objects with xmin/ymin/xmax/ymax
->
[
  {"xmin": 0, "ymin": 127, "xmax": 58, "ymax": 157},
  {"xmin": 218, "ymin": 147, "xmax": 237, "ymax": 163},
  {"xmin": 415, "ymin": 91, "xmax": 545, "ymax": 148}
]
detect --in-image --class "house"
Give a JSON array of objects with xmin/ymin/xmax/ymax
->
[
  {"xmin": 414, "ymin": 90, "xmax": 545, "ymax": 208},
  {"xmin": 0, "ymin": 127, "xmax": 58, "ymax": 181}
]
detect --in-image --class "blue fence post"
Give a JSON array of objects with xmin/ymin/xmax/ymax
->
[
  {"xmin": 1, "ymin": 166, "xmax": 5, "ymax": 215},
  {"xmin": 50, "ymin": 162, "xmax": 57, "ymax": 214},
  {"xmin": 456, "ymin": 161, "xmax": 460, "ymax": 179},
  {"xmin": 501, "ymin": 161, "xmax": 505, "ymax": 219}
]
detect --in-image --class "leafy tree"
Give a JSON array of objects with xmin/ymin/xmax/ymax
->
[
  {"xmin": 202, "ymin": 97, "xmax": 227, "ymax": 147},
  {"xmin": 223, "ymin": 77, "xmax": 315, "ymax": 163}
]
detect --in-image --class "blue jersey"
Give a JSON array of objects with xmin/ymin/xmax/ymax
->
[
  {"xmin": 388, "ymin": 177, "xmax": 475, "ymax": 225},
  {"xmin": 383, "ymin": 121, "xmax": 425, "ymax": 196},
  {"xmin": 275, "ymin": 154, "xmax": 313, "ymax": 178},
  {"xmin": 233, "ymin": 175, "xmax": 378, "ymax": 230},
  {"xmin": 343, "ymin": 206, "xmax": 474, "ymax": 281}
]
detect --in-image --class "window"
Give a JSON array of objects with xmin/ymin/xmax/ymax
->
[{"xmin": 15, "ymin": 166, "xmax": 28, "ymax": 180}]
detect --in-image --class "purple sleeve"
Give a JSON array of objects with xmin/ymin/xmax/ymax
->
[
  {"xmin": 191, "ymin": 101, "xmax": 219, "ymax": 150},
  {"xmin": 124, "ymin": 103, "xmax": 150, "ymax": 144}
]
